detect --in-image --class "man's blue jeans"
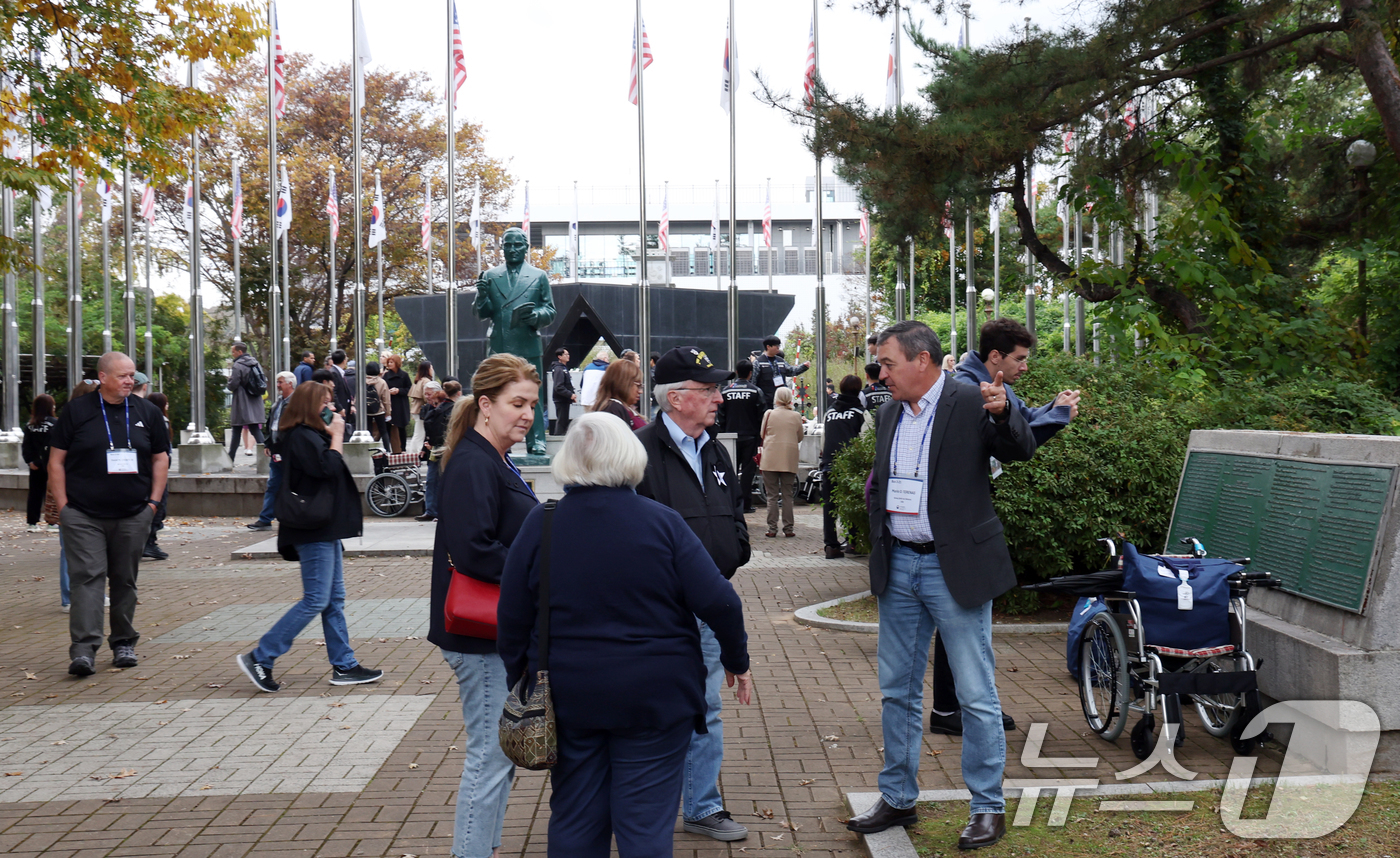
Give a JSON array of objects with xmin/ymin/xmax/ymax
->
[
  {"xmin": 255, "ymin": 457, "xmax": 284, "ymax": 525},
  {"xmin": 876, "ymin": 545, "xmax": 1005, "ymax": 815},
  {"xmin": 424, "ymin": 459, "xmax": 440, "ymax": 517},
  {"xmin": 251, "ymin": 540, "xmax": 357, "ymax": 671},
  {"xmin": 682, "ymin": 619, "xmax": 725, "ymax": 822}
]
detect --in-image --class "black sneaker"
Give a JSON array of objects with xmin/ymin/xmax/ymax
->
[
  {"xmin": 68, "ymin": 656, "xmax": 95, "ymax": 677},
  {"xmin": 113, "ymin": 644, "xmax": 138, "ymax": 668},
  {"xmin": 330, "ymin": 664, "xmax": 383, "ymax": 686},
  {"xmin": 237, "ymin": 652, "xmax": 280, "ymax": 693},
  {"xmin": 246, "ymin": 521, "xmax": 273, "ymax": 531},
  {"xmin": 929, "ymin": 710, "xmax": 1017, "ymax": 735},
  {"xmin": 682, "ymin": 810, "xmax": 748, "ymax": 841},
  {"xmin": 142, "ymin": 543, "xmax": 168, "ymax": 561},
  {"xmin": 414, "ymin": 514, "xmax": 437, "ymax": 522}
]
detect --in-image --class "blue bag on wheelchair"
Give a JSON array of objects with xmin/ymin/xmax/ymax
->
[
  {"xmin": 1066, "ymin": 596, "xmax": 1108, "ymax": 679},
  {"xmin": 1121, "ymin": 543, "xmax": 1236, "ymax": 651}
]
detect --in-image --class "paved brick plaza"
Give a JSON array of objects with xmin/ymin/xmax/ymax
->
[{"xmin": 0, "ymin": 507, "xmax": 1280, "ymax": 857}]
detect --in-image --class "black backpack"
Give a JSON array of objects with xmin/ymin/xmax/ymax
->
[
  {"xmin": 364, "ymin": 382, "xmax": 381, "ymax": 415},
  {"xmin": 242, "ymin": 361, "xmax": 268, "ymax": 397}
]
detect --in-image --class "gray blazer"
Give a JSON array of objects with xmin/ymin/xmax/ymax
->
[{"xmin": 866, "ymin": 377, "xmax": 1037, "ymax": 607}]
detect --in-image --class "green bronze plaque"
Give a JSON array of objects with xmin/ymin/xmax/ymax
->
[{"xmin": 1166, "ymin": 451, "xmax": 1395, "ymax": 613}]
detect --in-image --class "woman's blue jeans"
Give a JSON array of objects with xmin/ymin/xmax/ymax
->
[
  {"xmin": 251, "ymin": 540, "xmax": 357, "ymax": 671},
  {"xmin": 442, "ymin": 649, "xmax": 515, "ymax": 858}
]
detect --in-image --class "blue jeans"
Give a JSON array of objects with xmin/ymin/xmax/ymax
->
[
  {"xmin": 441, "ymin": 650, "xmax": 515, "ymax": 858},
  {"xmin": 551, "ymin": 720, "xmax": 692, "ymax": 858},
  {"xmin": 682, "ymin": 620, "xmax": 725, "ymax": 822},
  {"xmin": 251, "ymin": 540, "xmax": 357, "ymax": 671},
  {"xmin": 425, "ymin": 458, "xmax": 440, "ymax": 517},
  {"xmin": 59, "ymin": 532, "xmax": 70, "ymax": 607},
  {"xmin": 876, "ymin": 545, "xmax": 1004, "ymax": 815},
  {"xmin": 256, "ymin": 457, "xmax": 284, "ymax": 525}
]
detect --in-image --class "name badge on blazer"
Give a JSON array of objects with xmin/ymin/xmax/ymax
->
[{"xmin": 886, "ymin": 477, "xmax": 923, "ymax": 515}]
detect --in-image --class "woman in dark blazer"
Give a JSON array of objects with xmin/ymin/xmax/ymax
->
[
  {"xmin": 428, "ymin": 353, "xmax": 541, "ymax": 858},
  {"xmin": 381, "ymin": 354, "xmax": 412, "ymax": 453},
  {"xmin": 236, "ymin": 380, "xmax": 381, "ymax": 693},
  {"xmin": 498, "ymin": 412, "xmax": 752, "ymax": 858}
]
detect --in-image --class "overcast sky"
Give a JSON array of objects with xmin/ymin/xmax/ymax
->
[{"xmin": 277, "ymin": 0, "xmax": 1067, "ymax": 201}]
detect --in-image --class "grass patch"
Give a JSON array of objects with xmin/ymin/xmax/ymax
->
[
  {"xmin": 906, "ymin": 780, "xmax": 1400, "ymax": 857},
  {"xmin": 817, "ymin": 595, "xmax": 878, "ymax": 623}
]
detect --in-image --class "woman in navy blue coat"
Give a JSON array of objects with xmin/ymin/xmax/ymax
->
[
  {"xmin": 428, "ymin": 354, "xmax": 541, "ymax": 858},
  {"xmin": 498, "ymin": 412, "xmax": 752, "ymax": 858}
]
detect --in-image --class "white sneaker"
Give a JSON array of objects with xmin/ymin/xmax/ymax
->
[
  {"xmin": 104, "ymin": 595, "xmax": 110, "ymax": 607},
  {"xmin": 26, "ymin": 524, "xmax": 40, "ymax": 533},
  {"xmin": 61, "ymin": 604, "xmax": 70, "ymax": 613}
]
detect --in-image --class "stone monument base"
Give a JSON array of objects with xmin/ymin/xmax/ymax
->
[
  {"xmin": 178, "ymin": 442, "xmax": 233, "ymax": 474},
  {"xmin": 510, "ymin": 454, "xmax": 551, "ymax": 468},
  {"xmin": 0, "ymin": 440, "xmax": 21, "ymax": 471}
]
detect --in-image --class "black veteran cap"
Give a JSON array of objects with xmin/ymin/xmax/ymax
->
[{"xmin": 652, "ymin": 347, "xmax": 736, "ymax": 385}]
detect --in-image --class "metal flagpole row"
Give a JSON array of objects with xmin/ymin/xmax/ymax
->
[{"xmin": 350, "ymin": 0, "xmax": 370, "ymax": 441}]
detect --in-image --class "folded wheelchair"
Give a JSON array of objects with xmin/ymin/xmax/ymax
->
[{"xmin": 1024, "ymin": 537, "xmax": 1282, "ymax": 760}]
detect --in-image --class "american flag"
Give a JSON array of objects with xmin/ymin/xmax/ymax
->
[
  {"xmin": 763, "ymin": 184, "xmax": 772, "ymax": 248},
  {"xmin": 420, "ymin": 181, "xmax": 431, "ymax": 251},
  {"xmin": 659, "ymin": 184, "xmax": 670, "ymax": 254},
  {"xmin": 326, "ymin": 168, "xmax": 339, "ymax": 243},
  {"xmin": 521, "ymin": 183, "xmax": 530, "ymax": 238},
  {"xmin": 628, "ymin": 18, "xmax": 653, "ymax": 106},
  {"xmin": 859, "ymin": 207, "xmax": 869, "ymax": 244},
  {"xmin": 450, "ymin": 1, "xmax": 467, "ymax": 110},
  {"xmin": 231, "ymin": 166, "xmax": 243, "ymax": 241},
  {"xmin": 272, "ymin": 3, "xmax": 286, "ymax": 121},
  {"xmin": 803, "ymin": 16, "xmax": 817, "ymax": 109},
  {"xmin": 139, "ymin": 182, "xmax": 154, "ymax": 225}
]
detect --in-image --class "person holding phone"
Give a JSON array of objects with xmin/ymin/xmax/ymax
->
[{"xmin": 236, "ymin": 380, "xmax": 382, "ymax": 693}]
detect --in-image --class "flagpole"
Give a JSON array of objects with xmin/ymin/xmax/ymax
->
[
  {"xmin": 894, "ymin": 1, "xmax": 903, "ymax": 105},
  {"xmin": 864, "ymin": 217, "xmax": 872, "ymax": 342},
  {"xmin": 992, "ymin": 197, "xmax": 1001, "ymax": 318},
  {"xmin": 231, "ymin": 157, "xmax": 241, "ymax": 341},
  {"xmin": 101, "ymin": 175, "xmax": 111, "ymax": 354},
  {"xmin": 123, "ymin": 163, "xmax": 136, "ymax": 353},
  {"xmin": 947, "ymin": 220, "xmax": 956, "ymax": 358},
  {"xmin": 375, "ymin": 169, "xmax": 384, "ymax": 355},
  {"xmin": 443, "ymin": 0, "xmax": 457, "ymax": 379},
  {"xmin": 351, "ymin": 0, "xmax": 370, "ymax": 441},
  {"xmin": 328, "ymin": 164, "xmax": 337, "ymax": 353},
  {"xmin": 663, "ymin": 180, "xmax": 671, "ymax": 287},
  {"xmin": 30, "ymin": 130, "xmax": 44, "ymax": 396},
  {"xmin": 267, "ymin": 0, "xmax": 280, "ymax": 372},
  {"xmin": 726, "ymin": 0, "xmax": 737, "ymax": 372},
  {"xmin": 66, "ymin": 166, "xmax": 80, "ymax": 392},
  {"xmin": 766, "ymin": 178, "xmax": 773, "ymax": 294},
  {"xmin": 189, "ymin": 61, "xmax": 209, "ymax": 442},
  {"xmin": 423, "ymin": 177, "xmax": 432, "ymax": 292},
  {"xmin": 635, "ymin": 0, "xmax": 651, "ymax": 417},
  {"xmin": 1, "ymin": 163, "xmax": 15, "ymax": 435},
  {"xmin": 143, "ymin": 200, "xmax": 152, "ymax": 379},
  {"xmin": 570, "ymin": 180, "xmax": 578, "ymax": 283},
  {"xmin": 713, "ymin": 179, "xmax": 720, "ymax": 291},
  {"xmin": 812, "ymin": 0, "xmax": 826, "ymax": 418},
  {"xmin": 280, "ymin": 162, "xmax": 291, "ymax": 371}
]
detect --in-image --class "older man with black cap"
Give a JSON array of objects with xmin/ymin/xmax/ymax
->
[{"xmin": 635, "ymin": 346, "xmax": 752, "ymax": 842}]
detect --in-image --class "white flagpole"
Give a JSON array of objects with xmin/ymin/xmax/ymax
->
[
  {"xmin": 423, "ymin": 177, "xmax": 432, "ymax": 293},
  {"xmin": 767, "ymin": 178, "xmax": 774, "ymax": 294},
  {"xmin": 812, "ymin": 0, "xmax": 826, "ymax": 417},
  {"xmin": 948, "ymin": 219, "xmax": 956, "ymax": 358},
  {"xmin": 570, "ymin": 180, "xmax": 578, "ymax": 282},
  {"xmin": 122, "ymin": 164, "xmax": 135, "ymax": 353},
  {"xmin": 328, "ymin": 164, "xmax": 338, "ymax": 352},
  {"xmin": 143, "ymin": 193, "xmax": 152, "ymax": 379},
  {"xmin": 635, "ymin": 0, "xmax": 651, "ymax": 416},
  {"xmin": 713, "ymin": 179, "xmax": 720, "ymax": 290},
  {"xmin": 231, "ymin": 157, "xmax": 241, "ymax": 341},
  {"xmin": 375, "ymin": 169, "xmax": 384, "ymax": 355},
  {"xmin": 30, "ymin": 128, "xmax": 44, "ymax": 396},
  {"xmin": 188, "ymin": 62, "xmax": 209, "ymax": 442},
  {"xmin": 443, "ymin": 0, "xmax": 457, "ymax": 378},
  {"xmin": 351, "ymin": 0, "xmax": 370, "ymax": 441},
  {"xmin": 280, "ymin": 162, "xmax": 291, "ymax": 371},
  {"xmin": 1, "ymin": 151, "xmax": 13, "ymax": 434},
  {"xmin": 726, "ymin": 1, "xmax": 737, "ymax": 371},
  {"xmin": 67, "ymin": 166, "xmax": 80, "ymax": 392},
  {"xmin": 101, "ymin": 173, "xmax": 111, "ymax": 354},
  {"xmin": 267, "ymin": 1, "xmax": 280, "ymax": 372},
  {"xmin": 864, "ymin": 216, "xmax": 872, "ymax": 343}
]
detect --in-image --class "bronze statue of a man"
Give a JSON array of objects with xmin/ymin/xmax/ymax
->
[{"xmin": 473, "ymin": 226, "xmax": 556, "ymax": 456}]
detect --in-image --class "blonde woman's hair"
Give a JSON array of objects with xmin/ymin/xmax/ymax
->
[
  {"xmin": 440, "ymin": 353, "xmax": 539, "ymax": 467},
  {"xmin": 774, "ymin": 386, "xmax": 795, "ymax": 407},
  {"xmin": 551, "ymin": 412, "xmax": 647, "ymax": 488}
]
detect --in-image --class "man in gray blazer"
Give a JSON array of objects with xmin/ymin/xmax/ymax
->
[{"xmin": 845, "ymin": 321, "xmax": 1036, "ymax": 850}]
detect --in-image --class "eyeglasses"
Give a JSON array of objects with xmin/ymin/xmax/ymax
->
[{"xmin": 679, "ymin": 385, "xmax": 718, "ymax": 396}]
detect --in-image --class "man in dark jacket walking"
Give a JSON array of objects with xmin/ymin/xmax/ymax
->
[
  {"xmin": 820, "ymin": 375, "xmax": 866, "ymax": 559},
  {"xmin": 752, "ymin": 335, "xmax": 811, "ymax": 408},
  {"xmin": 635, "ymin": 346, "xmax": 751, "ymax": 842},
  {"xmin": 226, "ymin": 342, "xmax": 267, "ymax": 461},
  {"xmin": 549, "ymin": 347, "xmax": 576, "ymax": 436},
  {"xmin": 717, "ymin": 359, "xmax": 765, "ymax": 513}
]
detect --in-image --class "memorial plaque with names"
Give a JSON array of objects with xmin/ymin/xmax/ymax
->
[{"xmin": 1167, "ymin": 451, "xmax": 1395, "ymax": 613}]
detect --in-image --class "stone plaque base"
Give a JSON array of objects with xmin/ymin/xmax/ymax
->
[
  {"xmin": 178, "ymin": 443, "xmax": 233, "ymax": 474},
  {"xmin": 510, "ymin": 454, "xmax": 551, "ymax": 468}
]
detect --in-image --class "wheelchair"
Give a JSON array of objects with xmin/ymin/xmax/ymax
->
[
  {"xmin": 1026, "ymin": 537, "xmax": 1282, "ymax": 760},
  {"xmin": 365, "ymin": 449, "xmax": 427, "ymax": 517}
]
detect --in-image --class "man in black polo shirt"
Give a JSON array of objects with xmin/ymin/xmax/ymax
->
[{"xmin": 49, "ymin": 352, "xmax": 171, "ymax": 677}]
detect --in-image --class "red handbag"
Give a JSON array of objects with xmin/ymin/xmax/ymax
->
[{"xmin": 444, "ymin": 564, "xmax": 500, "ymax": 639}]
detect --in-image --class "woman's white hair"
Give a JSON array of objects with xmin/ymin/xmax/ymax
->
[
  {"xmin": 551, "ymin": 412, "xmax": 648, "ymax": 488},
  {"xmin": 774, "ymin": 386, "xmax": 794, "ymax": 407}
]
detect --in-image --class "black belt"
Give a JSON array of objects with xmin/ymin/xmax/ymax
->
[{"xmin": 895, "ymin": 538, "xmax": 938, "ymax": 554}]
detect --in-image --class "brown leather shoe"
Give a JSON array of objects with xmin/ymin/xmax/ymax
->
[
  {"xmin": 845, "ymin": 797, "xmax": 917, "ymax": 834},
  {"xmin": 957, "ymin": 812, "xmax": 1006, "ymax": 850}
]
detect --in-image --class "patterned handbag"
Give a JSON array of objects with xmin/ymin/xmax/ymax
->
[{"xmin": 499, "ymin": 500, "xmax": 559, "ymax": 771}]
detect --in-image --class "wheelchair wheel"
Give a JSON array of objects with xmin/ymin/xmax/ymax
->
[
  {"xmin": 366, "ymin": 472, "xmax": 412, "ymax": 517},
  {"xmin": 1079, "ymin": 612, "xmax": 1130, "ymax": 741},
  {"xmin": 1192, "ymin": 655, "xmax": 1246, "ymax": 738}
]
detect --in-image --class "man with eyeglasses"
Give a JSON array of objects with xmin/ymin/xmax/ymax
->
[{"xmin": 635, "ymin": 346, "xmax": 752, "ymax": 842}]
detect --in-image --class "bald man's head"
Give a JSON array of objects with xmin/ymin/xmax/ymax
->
[{"xmin": 96, "ymin": 352, "xmax": 137, "ymax": 403}]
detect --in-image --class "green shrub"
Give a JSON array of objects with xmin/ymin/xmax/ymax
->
[{"xmin": 826, "ymin": 351, "xmax": 1400, "ymax": 584}]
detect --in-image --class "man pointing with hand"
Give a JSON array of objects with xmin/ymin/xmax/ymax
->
[{"xmin": 846, "ymin": 321, "xmax": 1035, "ymax": 851}]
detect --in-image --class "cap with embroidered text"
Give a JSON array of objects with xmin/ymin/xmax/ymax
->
[{"xmin": 652, "ymin": 347, "xmax": 736, "ymax": 385}]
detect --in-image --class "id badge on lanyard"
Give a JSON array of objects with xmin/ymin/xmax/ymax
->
[
  {"xmin": 886, "ymin": 477, "xmax": 923, "ymax": 515},
  {"xmin": 107, "ymin": 448, "xmax": 138, "ymax": 474}
]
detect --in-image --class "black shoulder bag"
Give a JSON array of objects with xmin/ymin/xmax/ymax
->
[
  {"xmin": 498, "ymin": 500, "xmax": 558, "ymax": 770},
  {"xmin": 274, "ymin": 428, "xmax": 336, "ymax": 530}
]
